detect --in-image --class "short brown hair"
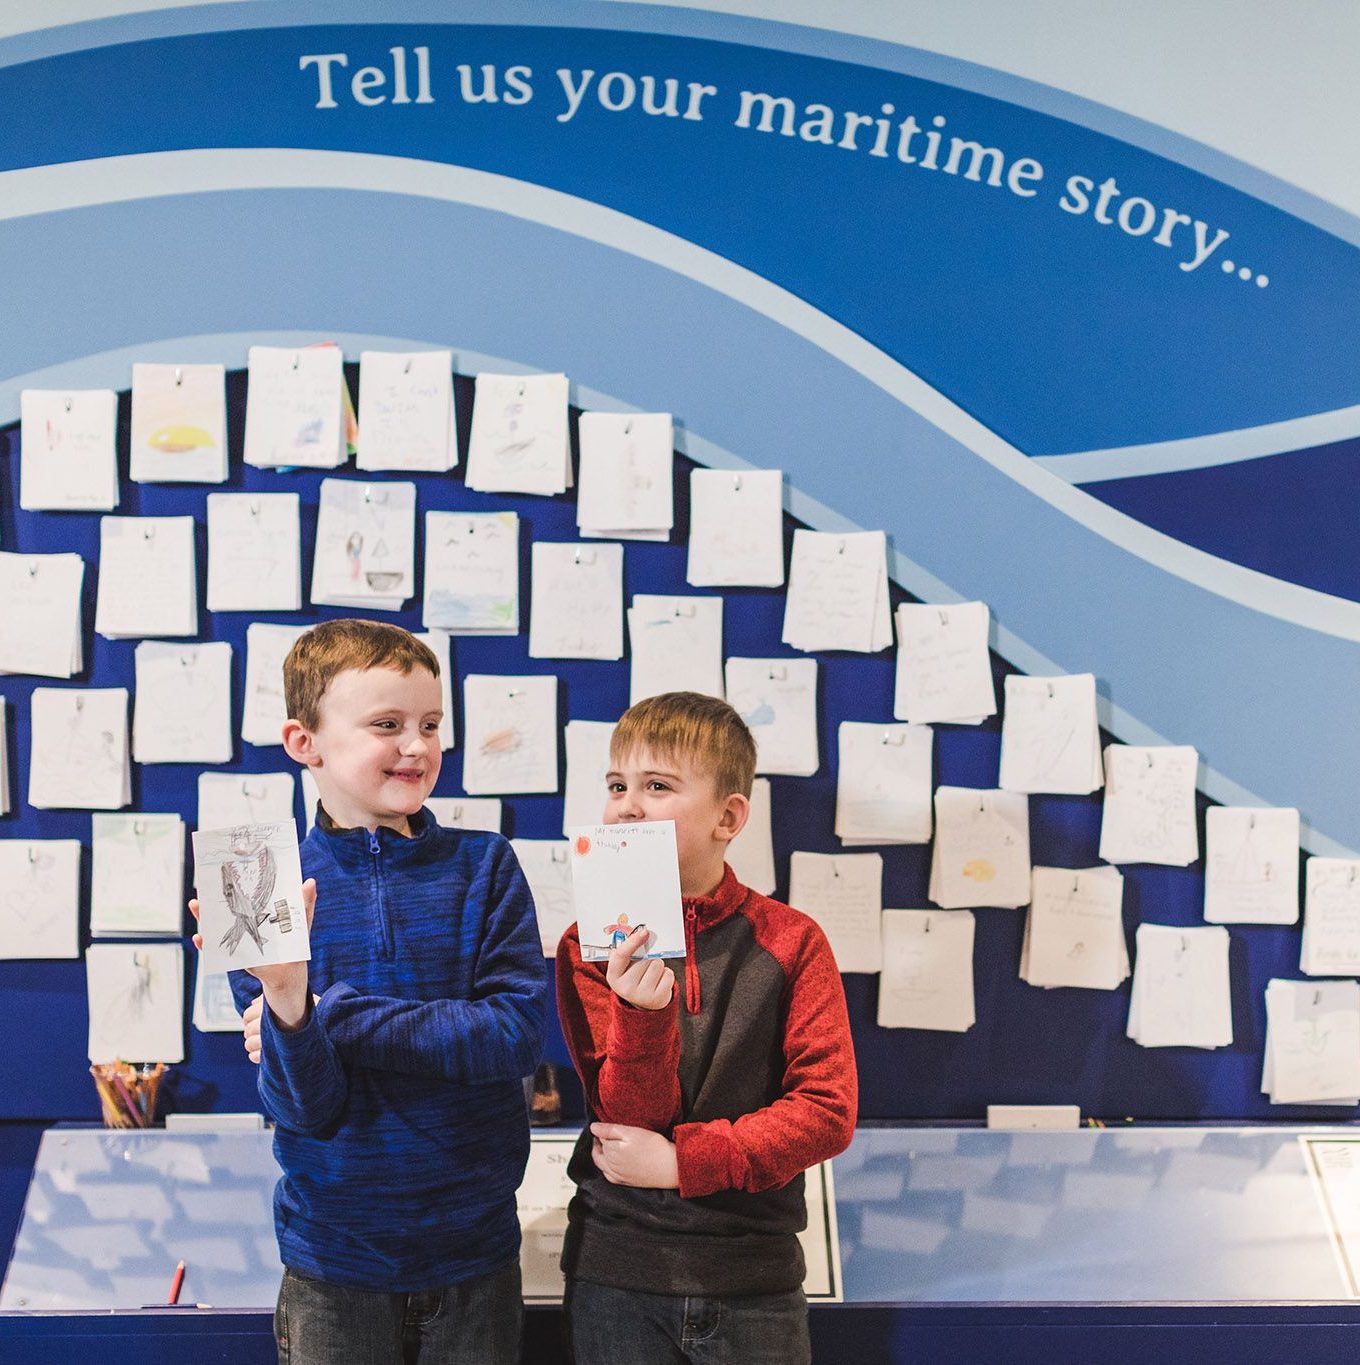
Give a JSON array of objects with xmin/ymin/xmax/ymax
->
[
  {"xmin": 284, "ymin": 618, "xmax": 440, "ymax": 730},
  {"xmin": 611, "ymin": 692, "xmax": 756, "ymax": 798}
]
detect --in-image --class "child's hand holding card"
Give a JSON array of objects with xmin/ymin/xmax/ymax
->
[{"xmin": 571, "ymin": 820, "xmax": 684, "ymax": 962}]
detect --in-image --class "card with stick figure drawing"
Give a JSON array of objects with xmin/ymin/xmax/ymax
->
[
  {"xmin": 192, "ymin": 821, "xmax": 309, "ymax": 975},
  {"xmin": 571, "ymin": 820, "xmax": 684, "ymax": 962}
]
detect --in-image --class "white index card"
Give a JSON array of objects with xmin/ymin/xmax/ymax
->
[
  {"xmin": 241, "ymin": 622, "xmax": 310, "ymax": 746},
  {"xmin": 1098, "ymin": 745, "xmax": 1199, "ymax": 866},
  {"xmin": 356, "ymin": 349, "xmax": 457, "ymax": 472},
  {"xmin": 91, "ymin": 813, "xmax": 185, "ymax": 936},
  {"xmin": 727, "ymin": 776, "xmax": 776, "ymax": 895},
  {"xmin": 1204, "ymin": 807, "xmax": 1300, "ymax": 925},
  {"xmin": 244, "ymin": 344, "xmax": 346, "ymax": 469},
  {"xmin": 425, "ymin": 797, "xmax": 503, "ymax": 832},
  {"xmin": 1021, "ymin": 866, "xmax": 1127, "ymax": 991},
  {"xmin": 788, "ymin": 851, "xmax": 883, "ymax": 973},
  {"xmin": 1126, "ymin": 923, "xmax": 1232, "ymax": 1049},
  {"xmin": 878, "ymin": 910, "xmax": 976, "ymax": 1032},
  {"xmin": 511, "ymin": 838, "xmax": 574, "ymax": 956},
  {"xmin": 466, "ymin": 372, "xmax": 571, "ymax": 495},
  {"xmin": 462, "ymin": 674, "xmax": 559, "ymax": 794},
  {"xmin": 529, "ymin": 544, "xmax": 624, "ymax": 660},
  {"xmin": 724, "ymin": 658, "xmax": 818, "ymax": 776},
  {"xmin": 572, "ymin": 820, "xmax": 684, "ymax": 962},
  {"xmin": 1302, "ymin": 859, "xmax": 1360, "ymax": 977},
  {"xmin": 562, "ymin": 720, "xmax": 615, "ymax": 834},
  {"xmin": 20, "ymin": 388, "xmax": 118, "ymax": 510},
  {"xmin": 193, "ymin": 965, "xmax": 243, "ymax": 1033},
  {"xmin": 423, "ymin": 510, "xmax": 520, "ymax": 634},
  {"xmin": 1263, "ymin": 979, "xmax": 1360, "ymax": 1105},
  {"xmin": 929, "ymin": 787, "xmax": 1031, "ymax": 909},
  {"xmin": 0, "ymin": 840, "xmax": 80, "ymax": 958},
  {"xmin": 894, "ymin": 602, "xmax": 996, "ymax": 724},
  {"xmin": 133, "ymin": 641, "xmax": 232, "ymax": 764},
  {"xmin": 576, "ymin": 412, "xmax": 674, "ymax": 539},
  {"xmin": 687, "ymin": 468, "xmax": 784, "ymax": 588},
  {"xmin": 628, "ymin": 595, "xmax": 724, "ymax": 705},
  {"xmin": 206, "ymin": 493, "xmax": 302, "ymax": 611},
  {"xmin": 412, "ymin": 630, "xmax": 456, "ymax": 751},
  {"xmin": 28, "ymin": 687, "xmax": 130, "ymax": 810},
  {"xmin": 95, "ymin": 516, "xmax": 198, "ymax": 639},
  {"xmin": 0, "ymin": 551, "xmax": 84, "ymax": 677},
  {"xmin": 310, "ymin": 478, "xmax": 416, "ymax": 610},
  {"xmin": 193, "ymin": 821, "xmax": 309, "ymax": 975},
  {"xmin": 0, "ymin": 699, "xmax": 8, "ymax": 815},
  {"xmin": 782, "ymin": 530, "xmax": 892, "ymax": 654},
  {"xmin": 835, "ymin": 722, "xmax": 933, "ymax": 845},
  {"xmin": 86, "ymin": 943, "xmax": 185, "ymax": 1064},
  {"xmin": 998, "ymin": 673, "xmax": 1102, "ymax": 795},
  {"xmin": 196, "ymin": 772, "xmax": 297, "ymax": 831},
  {"xmin": 130, "ymin": 362, "xmax": 227, "ymax": 483}
]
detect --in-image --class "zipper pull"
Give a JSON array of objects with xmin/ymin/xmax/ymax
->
[{"xmin": 368, "ymin": 832, "xmax": 380, "ymax": 856}]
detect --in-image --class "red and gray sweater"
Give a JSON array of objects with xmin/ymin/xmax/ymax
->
[{"xmin": 556, "ymin": 865, "xmax": 858, "ymax": 1296}]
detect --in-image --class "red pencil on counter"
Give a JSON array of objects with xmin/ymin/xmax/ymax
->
[{"xmin": 168, "ymin": 1259, "xmax": 185, "ymax": 1305}]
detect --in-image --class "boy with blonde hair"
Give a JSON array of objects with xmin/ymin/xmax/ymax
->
[
  {"xmin": 555, "ymin": 691, "xmax": 857, "ymax": 1364},
  {"xmin": 195, "ymin": 618, "xmax": 546, "ymax": 1364}
]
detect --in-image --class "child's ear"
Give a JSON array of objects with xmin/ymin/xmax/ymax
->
[
  {"xmin": 282, "ymin": 719, "xmax": 321, "ymax": 767},
  {"xmin": 714, "ymin": 792, "xmax": 750, "ymax": 845}
]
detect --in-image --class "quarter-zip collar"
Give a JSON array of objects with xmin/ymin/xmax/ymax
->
[
  {"xmin": 679, "ymin": 864, "xmax": 749, "ymax": 1014},
  {"xmin": 309, "ymin": 803, "xmax": 438, "ymax": 870}
]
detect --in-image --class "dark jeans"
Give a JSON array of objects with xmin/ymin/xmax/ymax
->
[
  {"xmin": 275, "ymin": 1260, "xmax": 523, "ymax": 1365},
  {"xmin": 564, "ymin": 1276, "xmax": 811, "ymax": 1365}
]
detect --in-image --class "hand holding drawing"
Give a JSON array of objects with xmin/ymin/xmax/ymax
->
[
  {"xmin": 590, "ymin": 1122, "xmax": 679, "ymax": 1188},
  {"xmin": 606, "ymin": 926, "xmax": 674, "ymax": 1010}
]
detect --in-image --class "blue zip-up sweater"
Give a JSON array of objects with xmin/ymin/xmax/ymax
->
[{"xmin": 230, "ymin": 806, "xmax": 547, "ymax": 1292}]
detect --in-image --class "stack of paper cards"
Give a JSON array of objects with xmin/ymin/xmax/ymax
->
[
  {"xmin": 877, "ymin": 910, "xmax": 976, "ymax": 1032},
  {"xmin": 782, "ymin": 530, "xmax": 892, "ymax": 654},
  {"xmin": 1204, "ymin": 807, "xmax": 1300, "ymax": 924},
  {"xmin": 835, "ymin": 722, "xmax": 933, "ymax": 845},
  {"xmin": 193, "ymin": 821, "xmax": 309, "ymax": 975},
  {"xmin": 357, "ymin": 349, "xmax": 457, "ymax": 471},
  {"xmin": 1098, "ymin": 745, "xmax": 1199, "ymax": 866},
  {"xmin": 725, "ymin": 658, "xmax": 818, "ymax": 776},
  {"xmin": 511, "ymin": 838, "xmax": 574, "ymax": 956},
  {"xmin": 0, "ymin": 840, "xmax": 80, "ymax": 958},
  {"xmin": 727, "ymin": 777, "xmax": 776, "ymax": 895},
  {"xmin": 95, "ymin": 516, "xmax": 198, "ymax": 639},
  {"xmin": 577, "ymin": 413, "xmax": 673, "ymax": 540},
  {"xmin": 999, "ymin": 674, "xmax": 1102, "ymax": 795},
  {"xmin": 133, "ymin": 641, "xmax": 232, "ymax": 764},
  {"xmin": 28, "ymin": 688, "xmax": 130, "ymax": 810},
  {"xmin": 413, "ymin": 630, "xmax": 456, "ymax": 751},
  {"xmin": 529, "ymin": 544, "xmax": 624, "ymax": 660},
  {"xmin": 241, "ymin": 622, "xmax": 310, "ymax": 746},
  {"xmin": 562, "ymin": 720, "xmax": 616, "ymax": 833},
  {"xmin": 1262, "ymin": 979, "xmax": 1360, "ymax": 1105},
  {"xmin": 1127, "ymin": 924, "xmax": 1232, "ymax": 1049},
  {"xmin": 1302, "ymin": 859, "xmax": 1360, "ymax": 977},
  {"xmin": 571, "ymin": 820, "xmax": 684, "ymax": 962},
  {"xmin": 423, "ymin": 510, "xmax": 520, "ymax": 634},
  {"xmin": 86, "ymin": 943, "xmax": 185, "ymax": 1064},
  {"xmin": 130, "ymin": 362, "xmax": 227, "ymax": 483},
  {"xmin": 193, "ymin": 966, "xmax": 244, "ymax": 1034},
  {"xmin": 929, "ymin": 787, "xmax": 1031, "ymax": 909},
  {"xmin": 244, "ymin": 344, "xmax": 347, "ymax": 469},
  {"xmin": 0, "ymin": 700, "xmax": 8, "ymax": 815},
  {"xmin": 894, "ymin": 602, "xmax": 996, "ymax": 724},
  {"xmin": 425, "ymin": 797, "xmax": 503, "ymax": 832},
  {"xmin": 466, "ymin": 372, "xmax": 571, "ymax": 495},
  {"xmin": 19, "ymin": 388, "xmax": 119, "ymax": 510},
  {"xmin": 687, "ymin": 468, "xmax": 784, "ymax": 588},
  {"xmin": 206, "ymin": 493, "xmax": 302, "ymax": 611},
  {"xmin": 628, "ymin": 595, "xmax": 724, "ymax": 705},
  {"xmin": 0, "ymin": 551, "xmax": 84, "ymax": 676},
  {"xmin": 91, "ymin": 813, "xmax": 185, "ymax": 936},
  {"xmin": 197, "ymin": 772, "xmax": 297, "ymax": 830},
  {"xmin": 311, "ymin": 478, "xmax": 416, "ymax": 610},
  {"xmin": 1020, "ymin": 866, "xmax": 1128, "ymax": 990},
  {"xmin": 788, "ymin": 851, "xmax": 883, "ymax": 973},
  {"xmin": 462, "ymin": 675, "xmax": 559, "ymax": 794}
]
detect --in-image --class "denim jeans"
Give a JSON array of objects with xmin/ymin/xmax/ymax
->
[
  {"xmin": 274, "ymin": 1259, "xmax": 523, "ymax": 1365},
  {"xmin": 564, "ymin": 1276, "xmax": 811, "ymax": 1365}
]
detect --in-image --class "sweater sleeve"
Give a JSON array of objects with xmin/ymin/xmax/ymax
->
[
  {"xmin": 555, "ymin": 926, "xmax": 683, "ymax": 1131},
  {"xmin": 671, "ymin": 920, "xmax": 857, "ymax": 1197},
  {"xmin": 256, "ymin": 995, "xmax": 348, "ymax": 1137},
  {"xmin": 317, "ymin": 840, "xmax": 547, "ymax": 1083}
]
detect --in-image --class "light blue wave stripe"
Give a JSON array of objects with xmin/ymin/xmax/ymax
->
[{"xmin": 0, "ymin": 0, "xmax": 1355, "ymax": 247}]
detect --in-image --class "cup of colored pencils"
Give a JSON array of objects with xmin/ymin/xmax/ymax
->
[{"xmin": 90, "ymin": 1061, "xmax": 166, "ymax": 1128}]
